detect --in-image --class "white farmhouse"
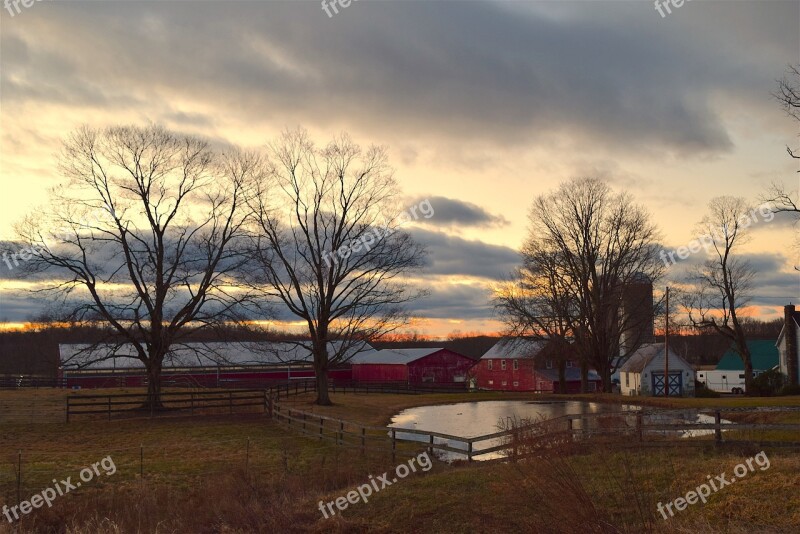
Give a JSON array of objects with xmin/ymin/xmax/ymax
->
[{"xmin": 619, "ymin": 343, "xmax": 695, "ymax": 397}]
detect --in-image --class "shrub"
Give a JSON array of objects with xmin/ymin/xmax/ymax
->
[
  {"xmin": 694, "ymin": 382, "xmax": 720, "ymax": 398},
  {"xmin": 778, "ymin": 383, "xmax": 800, "ymax": 396},
  {"xmin": 751, "ymin": 369, "xmax": 785, "ymax": 397}
]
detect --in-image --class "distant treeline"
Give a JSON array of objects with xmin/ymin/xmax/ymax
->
[{"xmin": 0, "ymin": 319, "xmax": 784, "ymax": 378}]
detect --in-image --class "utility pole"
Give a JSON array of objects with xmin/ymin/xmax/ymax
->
[{"xmin": 664, "ymin": 287, "xmax": 670, "ymax": 397}]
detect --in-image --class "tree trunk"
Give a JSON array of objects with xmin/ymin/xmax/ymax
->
[
  {"xmin": 558, "ymin": 360, "xmax": 566, "ymax": 394},
  {"xmin": 315, "ymin": 367, "xmax": 332, "ymax": 406},
  {"xmin": 742, "ymin": 347, "xmax": 754, "ymax": 395},
  {"xmin": 145, "ymin": 361, "xmax": 164, "ymax": 411},
  {"xmin": 580, "ymin": 359, "xmax": 588, "ymax": 393}
]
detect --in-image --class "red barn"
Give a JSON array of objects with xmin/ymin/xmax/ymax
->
[
  {"xmin": 475, "ymin": 338, "xmax": 601, "ymax": 392},
  {"xmin": 58, "ymin": 341, "xmax": 360, "ymax": 389},
  {"xmin": 351, "ymin": 348, "xmax": 475, "ymax": 386}
]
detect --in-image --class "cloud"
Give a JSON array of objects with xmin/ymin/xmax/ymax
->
[
  {"xmin": 2, "ymin": 1, "xmax": 795, "ymax": 157},
  {"xmin": 410, "ymin": 196, "xmax": 508, "ymax": 228},
  {"xmin": 410, "ymin": 228, "xmax": 519, "ymax": 280}
]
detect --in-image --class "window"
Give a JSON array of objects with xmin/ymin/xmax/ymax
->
[
  {"xmin": 501, "ymin": 381, "xmax": 507, "ymax": 386},
  {"xmin": 487, "ymin": 360, "xmax": 493, "ymax": 371},
  {"xmin": 501, "ymin": 360, "xmax": 507, "ymax": 371},
  {"xmin": 722, "ymin": 375, "xmax": 727, "ymax": 380},
  {"xmin": 625, "ymin": 373, "xmax": 629, "ymax": 387},
  {"xmin": 738, "ymin": 374, "xmax": 745, "ymax": 379},
  {"xmin": 488, "ymin": 380, "xmax": 494, "ymax": 385},
  {"xmin": 546, "ymin": 359, "xmax": 553, "ymax": 369},
  {"xmin": 513, "ymin": 381, "xmax": 519, "ymax": 387},
  {"xmin": 566, "ymin": 360, "xmax": 573, "ymax": 368},
  {"xmin": 513, "ymin": 360, "xmax": 519, "ymax": 370}
]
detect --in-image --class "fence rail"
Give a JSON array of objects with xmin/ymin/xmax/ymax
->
[
  {"xmin": 65, "ymin": 389, "xmax": 269, "ymax": 422},
  {"xmin": 273, "ymin": 404, "xmax": 800, "ymax": 462}
]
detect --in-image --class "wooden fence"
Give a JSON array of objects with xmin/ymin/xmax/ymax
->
[
  {"xmin": 65, "ymin": 389, "xmax": 269, "ymax": 422},
  {"xmin": 273, "ymin": 404, "xmax": 800, "ymax": 462}
]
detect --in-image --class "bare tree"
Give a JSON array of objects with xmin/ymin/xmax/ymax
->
[
  {"xmin": 773, "ymin": 64, "xmax": 800, "ymax": 162},
  {"xmin": 500, "ymin": 177, "xmax": 663, "ymax": 392},
  {"xmin": 247, "ymin": 129, "xmax": 426, "ymax": 405},
  {"xmin": 682, "ymin": 196, "xmax": 757, "ymax": 393},
  {"xmin": 495, "ymin": 247, "xmax": 579, "ymax": 393},
  {"xmin": 11, "ymin": 125, "xmax": 254, "ymax": 408}
]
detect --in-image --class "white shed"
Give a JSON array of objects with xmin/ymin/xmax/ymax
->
[{"xmin": 619, "ymin": 343, "xmax": 695, "ymax": 397}]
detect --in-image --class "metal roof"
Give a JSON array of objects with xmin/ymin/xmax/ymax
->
[
  {"xmin": 58, "ymin": 341, "xmax": 370, "ymax": 370},
  {"xmin": 619, "ymin": 343, "xmax": 689, "ymax": 374},
  {"xmin": 480, "ymin": 338, "xmax": 549, "ymax": 360},
  {"xmin": 716, "ymin": 341, "xmax": 779, "ymax": 371},
  {"xmin": 350, "ymin": 347, "xmax": 445, "ymax": 365}
]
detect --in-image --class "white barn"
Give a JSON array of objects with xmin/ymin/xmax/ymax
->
[{"xmin": 619, "ymin": 343, "xmax": 695, "ymax": 397}]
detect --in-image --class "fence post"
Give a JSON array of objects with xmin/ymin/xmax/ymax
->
[
  {"xmin": 636, "ymin": 414, "xmax": 643, "ymax": 442},
  {"xmin": 429, "ymin": 434, "xmax": 434, "ymax": 454},
  {"xmin": 16, "ymin": 451, "xmax": 21, "ymax": 503},
  {"xmin": 391, "ymin": 429, "xmax": 396, "ymax": 462},
  {"xmin": 319, "ymin": 417, "xmax": 324, "ymax": 440},
  {"xmin": 303, "ymin": 412, "xmax": 307, "ymax": 432},
  {"xmin": 339, "ymin": 421, "xmax": 344, "ymax": 445},
  {"xmin": 361, "ymin": 427, "xmax": 366, "ymax": 454},
  {"xmin": 714, "ymin": 410, "xmax": 722, "ymax": 444},
  {"xmin": 467, "ymin": 441, "xmax": 473, "ymax": 462}
]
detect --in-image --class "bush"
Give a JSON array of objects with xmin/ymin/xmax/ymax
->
[
  {"xmin": 694, "ymin": 382, "xmax": 720, "ymax": 398},
  {"xmin": 751, "ymin": 369, "xmax": 785, "ymax": 397},
  {"xmin": 778, "ymin": 383, "xmax": 800, "ymax": 396}
]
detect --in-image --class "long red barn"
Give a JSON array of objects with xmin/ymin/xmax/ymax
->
[{"xmin": 351, "ymin": 348, "xmax": 475, "ymax": 386}]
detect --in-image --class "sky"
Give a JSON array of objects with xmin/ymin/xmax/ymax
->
[{"xmin": 0, "ymin": 0, "xmax": 798, "ymax": 336}]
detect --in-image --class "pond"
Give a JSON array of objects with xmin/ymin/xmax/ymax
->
[{"xmin": 388, "ymin": 400, "xmax": 727, "ymax": 461}]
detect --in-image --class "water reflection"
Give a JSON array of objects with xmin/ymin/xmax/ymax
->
[{"xmin": 388, "ymin": 400, "xmax": 729, "ymax": 461}]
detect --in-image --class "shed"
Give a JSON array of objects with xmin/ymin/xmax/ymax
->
[{"xmin": 619, "ymin": 343, "xmax": 695, "ymax": 397}]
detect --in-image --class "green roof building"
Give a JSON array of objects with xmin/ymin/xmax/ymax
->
[{"xmin": 715, "ymin": 340, "xmax": 780, "ymax": 371}]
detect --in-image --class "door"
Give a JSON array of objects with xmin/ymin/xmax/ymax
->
[{"xmin": 651, "ymin": 372, "xmax": 682, "ymax": 396}]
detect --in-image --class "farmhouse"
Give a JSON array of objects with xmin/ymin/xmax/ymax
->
[
  {"xmin": 776, "ymin": 304, "xmax": 800, "ymax": 386},
  {"xmin": 475, "ymin": 338, "xmax": 601, "ymax": 392},
  {"xmin": 619, "ymin": 343, "xmax": 695, "ymax": 397},
  {"xmin": 58, "ymin": 341, "xmax": 364, "ymax": 389},
  {"xmin": 350, "ymin": 348, "xmax": 475, "ymax": 386}
]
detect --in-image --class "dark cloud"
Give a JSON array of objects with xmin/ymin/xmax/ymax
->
[
  {"xmin": 2, "ymin": 1, "xmax": 795, "ymax": 156},
  {"xmin": 410, "ymin": 196, "xmax": 508, "ymax": 228},
  {"xmin": 410, "ymin": 228, "xmax": 519, "ymax": 280}
]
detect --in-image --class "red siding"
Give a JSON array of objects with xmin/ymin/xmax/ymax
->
[
  {"xmin": 351, "ymin": 363, "xmax": 408, "ymax": 382},
  {"xmin": 63, "ymin": 367, "xmax": 352, "ymax": 389},
  {"xmin": 407, "ymin": 349, "xmax": 475, "ymax": 385},
  {"xmin": 351, "ymin": 349, "xmax": 475, "ymax": 385},
  {"xmin": 475, "ymin": 358, "xmax": 538, "ymax": 390}
]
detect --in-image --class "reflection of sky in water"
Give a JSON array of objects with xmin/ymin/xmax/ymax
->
[{"xmin": 388, "ymin": 401, "xmax": 730, "ymax": 462}]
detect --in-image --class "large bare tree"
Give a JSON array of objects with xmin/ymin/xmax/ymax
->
[
  {"xmin": 682, "ymin": 196, "xmax": 757, "ymax": 393},
  {"xmin": 11, "ymin": 125, "xmax": 254, "ymax": 408},
  {"xmin": 247, "ymin": 129, "xmax": 426, "ymax": 405},
  {"xmin": 499, "ymin": 177, "xmax": 663, "ymax": 392}
]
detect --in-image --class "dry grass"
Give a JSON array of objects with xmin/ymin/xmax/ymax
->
[{"xmin": 1, "ymin": 390, "xmax": 799, "ymax": 532}]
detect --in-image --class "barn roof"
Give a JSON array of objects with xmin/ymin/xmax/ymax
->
[
  {"xmin": 351, "ymin": 347, "xmax": 445, "ymax": 365},
  {"xmin": 480, "ymin": 338, "xmax": 549, "ymax": 360},
  {"xmin": 716, "ymin": 341, "xmax": 779, "ymax": 371},
  {"xmin": 59, "ymin": 341, "xmax": 370, "ymax": 370},
  {"xmin": 619, "ymin": 343, "xmax": 688, "ymax": 374}
]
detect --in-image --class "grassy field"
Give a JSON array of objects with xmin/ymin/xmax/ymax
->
[{"xmin": 1, "ymin": 389, "xmax": 799, "ymax": 532}]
